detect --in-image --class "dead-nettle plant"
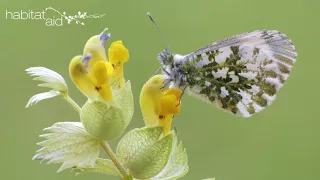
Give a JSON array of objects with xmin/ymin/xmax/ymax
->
[{"xmin": 25, "ymin": 29, "xmax": 196, "ymax": 180}]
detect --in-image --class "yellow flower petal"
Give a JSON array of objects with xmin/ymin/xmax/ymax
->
[
  {"xmin": 69, "ymin": 55, "xmax": 100, "ymax": 101},
  {"xmin": 158, "ymin": 88, "xmax": 182, "ymax": 135},
  {"xmin": 105, "ymin": 62, "xmax": 114, "ymax": 77},
  {"xmin": 97, "ymin": 83, "xmax": 113, "ymax": 101},
  {"xmin": 91, "ymin": 61, "xmax": 113, "ymax": 84},
  {"xmin": 108, "ymin": 40, "xmax": 129, "ymax": 87},
  {"xmin": 108, "ymin": 40, "xmax": 129, "ymax": 63},
  {"xmin": 159, "ymin": 89, "xmax": 182, "ymax": 115},
  {"xmin": 140, "ymin": 75, "xmax": 165, "ymax": 127},
  {"xmin": 91, "ymin": 61, "xmax": 114, "ymax": 101}
]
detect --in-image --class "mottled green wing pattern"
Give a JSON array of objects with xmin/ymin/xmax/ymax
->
[{"xmin": 183, "ymin": 30, "xmax": 297, "ymax": 117}]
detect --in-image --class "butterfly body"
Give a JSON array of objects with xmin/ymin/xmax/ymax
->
[{"xmin": 158, "ymin": 30, "xmax": 297, "ymax": 117}]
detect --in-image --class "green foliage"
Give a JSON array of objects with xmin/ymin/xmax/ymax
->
[
  {"xmin": 81, "ymin": 100, "xmax": 125, "ymax": 140},
  {"xmin": 64, "ymin": 126, "xmax": 190, "ymax": 179},
  {"xmin": 153, "ymin": 130, "xmax": 189, "ymax": 180},
  {"xmin": 117, "ymin": 127, "xmax": 173, "ymax": 179},
  {"xmin": 114, "ymin": 80, "xmax": 134, "ymax": 127}
]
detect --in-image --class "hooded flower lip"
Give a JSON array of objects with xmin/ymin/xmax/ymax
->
[
  {"xmin": 26, "ymin": 67, "xmax": 68, "ymax": 107},
  {"xmin": 69, "ymin": 29, "xmax": 130, "ymax": 102},
  {"xmin": 83, "ymin": 29, "xmax": 109, "ymax": 68},
  {"xmin": 140, "ymin": 75, "xmax": 165, "ymax": 127},
  {"xmin": 140, "ymin": 75, "xmax": 182, "ymax": 135}
]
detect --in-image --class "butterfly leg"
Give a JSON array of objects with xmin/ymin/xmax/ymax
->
[
  {"xmin": 161, "ymin": 81, "xmax": 170, "ymax": 90},
  {"xmin": 153, "ymin": 67, "xmax": 161, "ymax": 76},
  {"xmin": 178, "ymin": 86, "xmax": 187, "ymax": 103}
]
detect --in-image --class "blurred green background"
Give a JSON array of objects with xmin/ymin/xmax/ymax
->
[{"xmin": 1, "ymin": 0, "xmax": 319, "ymax": 179}]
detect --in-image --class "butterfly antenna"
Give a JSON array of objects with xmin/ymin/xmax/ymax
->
[{"xmin": 147, "ymin": 12, "xmax": 172, "ymax": 51}]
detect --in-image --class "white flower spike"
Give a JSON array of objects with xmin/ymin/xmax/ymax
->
[{"xmin": 26, "ymin": 67, "xmax": 68, "ymax": 107}]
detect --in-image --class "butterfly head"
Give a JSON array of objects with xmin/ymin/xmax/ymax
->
[
  {"xmin": 157, "ymin": 49, "xmax": 174, "ymax": 66},
  {"xmin": 157, "ymin": 49, "xmax": 188, "ymax": 89}
]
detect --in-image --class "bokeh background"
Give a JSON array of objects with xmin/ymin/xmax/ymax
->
[{"xmin": 1, "ymin": 0, "xmax": 319, "ymax": 179}]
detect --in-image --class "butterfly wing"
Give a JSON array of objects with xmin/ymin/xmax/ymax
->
[{"xmin": 182, "ymin": 30, "xmax": 297, "ymax": 117}]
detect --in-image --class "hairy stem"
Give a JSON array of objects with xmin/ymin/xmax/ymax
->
[
  {"xmin": 62, "ymin": 94, "xmax": 81, "ymax": 113},
  {"xmin": 100, "ymin": 140, "xmax": 132, "ymax": 180}
]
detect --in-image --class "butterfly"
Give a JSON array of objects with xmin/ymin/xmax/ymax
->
[{"xmin": 157, "ymin": 30, "xmax": 297, "ymax": 117}]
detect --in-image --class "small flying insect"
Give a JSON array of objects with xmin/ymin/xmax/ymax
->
[{"xmin": 147, "ymin": 12, "xmax": 297, "ymax": 117}]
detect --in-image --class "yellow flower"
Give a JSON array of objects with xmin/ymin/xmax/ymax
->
[
  {"xmin": 69, "ymin": 55, "xmax": 114, "ymax": 101},
  {"xmin": 69, "ymin": 29, "xmax": 129, "ymax": 102},
  {"xmin": 140, "ymin": 75, "xmax": 182, "ymax": 135},
  {"xmin": 140, "ymin": 75, "xmax": 165, "ymax": 127},
  {"xmin": 108, "ymin": 40, "xmax": 129, "ymax": 87}
]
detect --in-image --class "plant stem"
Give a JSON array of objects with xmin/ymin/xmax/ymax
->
[
  {"xmin": 62, "ymin": 94, "xmax": 81, "ymax": 113},
  {"xmin": 100, "ymin": 140, "xmax": 133, "ymax": 180}
]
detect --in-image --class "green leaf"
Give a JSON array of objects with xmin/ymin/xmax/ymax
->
[
  {"xmin": 153, "ymin": 130, "xmax": 189, "ymax": 180},
  {"xmin": 33, "ymin": 122, "xmax": 100, "ymax": 172},
  {"xmin": 114, "ymin": 80, "xmax": 134, "ymax": 127},
  {"xmin": 117, "ymin": 127, "xmax": 173, "ymax": 179},
  {"xmin": 72, "ymin": 158, "xmax": 120, "ymax": 177},
  {"xmin": 81, "ymin": 100, "xmax": 125, "ymax": 140},
  {"xmin": 202, "ymin": 178, "xmax": 215, "ymax": 180}
]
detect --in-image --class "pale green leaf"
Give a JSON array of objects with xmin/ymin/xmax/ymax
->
[
  {"xmin": 117, "ymin": 127, "xmax": 173, "ymax": 179},
  {"xmin": 114, "ymin": 80, "xmax": 134, "ymax": 127},
  {"xmin": 33, "ymin": 122, "xmax": 100, "ymax": 172},
  {"xmin": 153, "ymin": 130, "xmax": 189, "ymax": 180},
  {"xmin": 72, "ymin": 158, "xmax": 120, "ymax": 177},
  {"xmin": 81, "ymin": 101, "xmax": 125, "ymax": 140}
]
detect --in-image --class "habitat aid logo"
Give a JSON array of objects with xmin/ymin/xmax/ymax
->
[{"xmin": 5, "ymin": 7, "xmax": 105, "ymax": 26}]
